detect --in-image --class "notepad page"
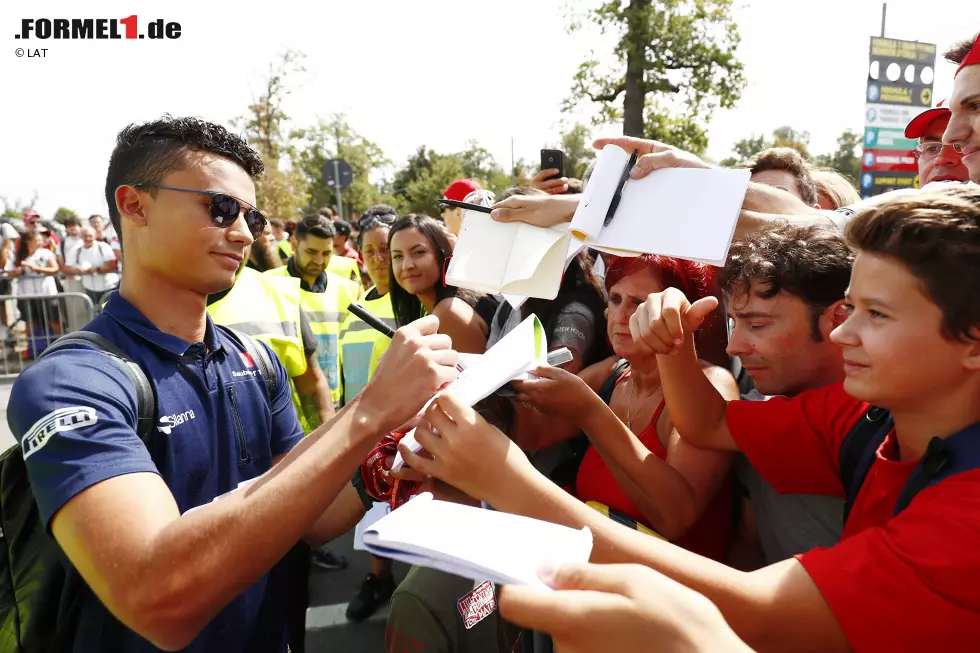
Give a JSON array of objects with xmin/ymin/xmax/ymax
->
[
  {"xmin": 569, "ymin": 144, "xmax": 631, "ymax": 241},
  {"xmin": 591, "ymin": 167, "xmax": 750, "ymax": 266},
  {"xmin": 391, "ymin": 315, "xmax": 546, "ymax": 472},
  {"xmin": 445, "ymin": 210, "xmax": 515, "ymax": 292},
  {"xmin": 500, "ymin": 224, "xmax": 571, "ymax": 299},
  {"xmin": 362, "ymin": 493, "xmax": 594, "ymax": 587}
]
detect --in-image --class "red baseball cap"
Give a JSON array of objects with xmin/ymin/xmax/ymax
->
[
  {"xmin": 904, "ymin": 100, "xmax": 950, "ymax": 139},
  {"xmin": 955, "ymin": 33, "xmax": 980, "ymax": 78},
  {"xmin": 443, "ymin": 178, "xmax": 482, "ymax": 202},
  {"xmin": 22, "ymin": 209, "xmax": 40, "ymax": 222}
]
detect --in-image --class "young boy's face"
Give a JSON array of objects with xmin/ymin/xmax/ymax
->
[{"xmin": 830, "ymin": 252, "xmax": 977, "ymax": 408}]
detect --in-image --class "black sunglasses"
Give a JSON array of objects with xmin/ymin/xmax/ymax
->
[
  {"xmin": 135, "ymin": 184, "xmax": 267, "ymax": 238},
  {"xmin": 358, "ymin": 213, "xmax": 396, "ymax": 230}
]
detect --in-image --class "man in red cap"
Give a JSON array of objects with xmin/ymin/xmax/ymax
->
[
  {"xmin": 440, "ymin": 178, "xmax": 481, "ymax": 236},
  {"xmin": 905, "ymin": 101, "xmax": 970, "ymax": 185},
  {"xmin": 943, "ymin": 32, "xmax": 980, "ymax": 182}
]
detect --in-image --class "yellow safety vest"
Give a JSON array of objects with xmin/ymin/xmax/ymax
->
[
  {"xmin": 208, "ymin": 267, "xmax": 306, "ymax": 378},
  {"xmin": 265, "ymin": 266, "xmax": 360, "ymax": 407},
  {"xmin": 277, "ymin": 239, "xmax": 293, "ymax": 261},
  {"xmin": 208, "ymin": 268, "xmax": 316, "ymax": 433},
  {"xmin": 339, "ymin": 287, "xmax": 394, "ymax": 400},
  {"xmin": 328, "ymin": 254, "xmax": 362, "ymax": 285}
]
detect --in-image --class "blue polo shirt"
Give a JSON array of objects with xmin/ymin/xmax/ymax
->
[{"xmin": 7, "ymin": 292, "xmax": 304, "ymax": 653}]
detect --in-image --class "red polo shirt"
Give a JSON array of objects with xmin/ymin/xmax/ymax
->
[{"xmin": 726, "ymin": 383, "xmax": 980, "ymax": 653}]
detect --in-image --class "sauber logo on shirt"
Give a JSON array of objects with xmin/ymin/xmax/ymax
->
[
  {"xmin": 233, "ymin": 351, "xmax": 258, "ymax": 378},
  {"xmin": 158, "ymin": 409, "xmax": 196, "ymax": 435},
  {"xmin": 22, "ymin": 406, "xmax": 97, "ymax": 460},
  {"xmin": 457, "ymin": 580, "xmax": 496, "ymax": 629}
]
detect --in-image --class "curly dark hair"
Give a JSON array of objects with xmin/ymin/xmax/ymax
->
[
  {"xmin": 739, "ymin": 147, "xmax": 818, "ymax": 206},
  {"xmin": 945, "ymin": 33, "xmax": 978, "ymax": 64},
  {"xmin": 296, "ymin": 214, "xmax": 336, "ymax": 241},
  {"xmin": 721, "ymin": 222, "xmax": 853, "ymax": 341},
  {"xmin": 846, "ymin": 185, "xmax": 980, "ymax": 343},
  {"xmin": 104, "ymin": 116, "xmax": 264, "ymax": 240}
]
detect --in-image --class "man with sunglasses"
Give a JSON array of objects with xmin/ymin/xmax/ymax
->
[
  {"xmin": 6, "ymin": 116, "xmax": 459, "ymax": 653},
  {"xmin": 906, "ymin": 101, "xmax": 970, "ymax": 185}
]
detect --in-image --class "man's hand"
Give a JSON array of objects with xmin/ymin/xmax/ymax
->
[
  {"xmin": 396, "ymin": 392, "xmax": 533, "ymax": 505},
  {"xmin": 490, "ymin": 193, "xmax": 579, "ymax": 228},
  {"xmin": 530, "ymin": 168, "xmax": 570, "ymax": 195},
  {"xmin": 511, "ymin": 366, "xmax": 601, "ymax": 422},
  {"xmin": 359, "ymin": 316, "xmax": 459, "ymax": 434},
  {"xmin": 593, "ymin": 136, "xmax": 712, "ymax": 179},
  {"xmin": 499, "ymin": 563, "xmax": 754, "ymax": 653},
  {"xmin": 629, "ymin": 288, "xmax": 719, "ymax": 356}
]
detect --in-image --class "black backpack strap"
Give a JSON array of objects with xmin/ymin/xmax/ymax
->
[
  {"xmin": 226, "ymin": 328, "xmax": 277, "ymax": 400},
  {"xmin": 893, "ymin": 422, "xmax": 980, "ymax": 516},
  {"xmin": 37, "ymin": 331, "xmax": 156, "ymax": 443},
  {"xmin": 838, "ymin": 407, "xmax": 893, "ymax": 524},
  {"xmin": 598, "ymin": 359, "xmax": 631, "ymax": 406}
]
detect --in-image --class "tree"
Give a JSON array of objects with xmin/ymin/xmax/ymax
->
[
  {"xmin": 718, "ymin": 126, "xmax": 811, "ymax": 167},
  {"xmin": 556, "ymin": 123, "xmax": 596, "ymax": 180},
  {"xmin": 233, "ymin": 51, "xmax": 310, "ymax": 222},
  {"xmin": 0, "ymin": 192, "xmax": 38, "ymax": 220},
  {"xmin": 813, "ymin": 130, "xmax": 862, "ymax": 184},
  {"xmin": 564, "ymin": 0, "xmax": 745, "ymax": 154},
  {"xmin": 771, "ymin": 125, "xmax": 811, "ymax": 159},
  {"xmin": 293, "ymin": 115, "xmax": 390, "ymax": 221},
  {"xmin": 53, "ymin": 207, "xmax": 79, "ymax": 223}
]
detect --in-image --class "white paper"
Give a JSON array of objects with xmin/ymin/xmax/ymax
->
[
  {"xmin": 362, "ymin": 493, "xmax": 594, "ymax": 587},
  {"xmin": 392, "ymin": 314, "xmax": 546, "ymax": 472},
  {"xmin": 584, "ymin": 166, "xmax": 750, "ymax": 266},
  {"xmin": 570, "ymin": 144, "xmax": 631, "ymax": 241},
  {"xmin": 353, "ymin": 502, "xmax": 392, "ymax": 551},
  {"xmin": 446, "ymin": 210, "xmax": 572, "ymax": 300}
]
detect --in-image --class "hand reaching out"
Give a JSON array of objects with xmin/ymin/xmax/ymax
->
[
  {"xmin": 499, "ymin": 563, "xmax": 754, "ymax": 653},
  {"xmin": 628, "ymin": 288, "xmax": 719, "ymax": 356},
  {"xmin": 593, "ymin": 136, "xmax": 712, "ymax": 180}
]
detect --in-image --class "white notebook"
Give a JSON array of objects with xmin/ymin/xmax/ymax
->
[
  {"xmin": 360, "ymin": 493, "xmax": 594, "ymax": 587},
  {"xmin": 391, "ymin": 314, "xmax": 547, "ymax": 472},
  {"xmin": 446, "ymin": 212, "xmax": 571, "ymax": 300},
  {"xmin": 444, "ymin": 145, "xmax": 749, "ymax": 300},
  {"xmin": 569, "ymin": 144, "xmax": 750, "ymax": 265}
]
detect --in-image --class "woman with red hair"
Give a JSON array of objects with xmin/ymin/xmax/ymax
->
[{"xmin": 512, "ymin": 254, "xmax": 739, "ymax": 560}]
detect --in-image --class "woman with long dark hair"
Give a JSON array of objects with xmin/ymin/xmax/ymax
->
[{"xmin": 388, "ymin": 214, "xmax": 497, "ymax": 354}]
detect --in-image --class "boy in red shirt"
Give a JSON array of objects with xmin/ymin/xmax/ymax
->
[{"xmin": 399, "ymin": 185, "xmax": 980, "ymax": 653}]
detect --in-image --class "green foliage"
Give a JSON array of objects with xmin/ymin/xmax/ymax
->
[
  {"xmin": 53, "ymin": 207, "xmax": 79, "ymax": 223},
  {"xmin": 720, "ymin": 126, "xmax": 862, "ymax": 185},
  {"xmin": 293, "ymin": 115, "xmax": 390, "ymax": 221},
  {"xmin": 812, "ymin": 130, "xmax": 862, "ymax": 184},
  {"xmin": 557, "ymin": 124, "xmax": 596, "ymax": 179},
  {"xmin": 564, "ymin": 0, "xmax": 745, "ymax": 147},
  {"xmin": 232, "ymin": 50, "xmax": 310, "ymax": 222}
]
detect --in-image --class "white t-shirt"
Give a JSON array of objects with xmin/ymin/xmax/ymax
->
[
  {"xmin": 67, "ymin": 242, "xmax": 118, "ymax": 292},
  {"xmin": 60, "ymin": 235, "xmax": 83, "ymax": 262},
  {"xmin": 16, "ymin": 248, "xmax": 58, "ymax": 296},
  {"xmin": 824, "ymin": 180, "xmax": 976, "ymax": 229}
]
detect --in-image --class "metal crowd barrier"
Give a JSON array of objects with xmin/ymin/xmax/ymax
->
[{"xmin": 0, "ymin": 290, "xmax": 97, "ymax": 378}]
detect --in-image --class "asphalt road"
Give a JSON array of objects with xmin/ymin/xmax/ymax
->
[{"xmin": 0, "ymin": 378, "xmax": 405, "ymax": 652}]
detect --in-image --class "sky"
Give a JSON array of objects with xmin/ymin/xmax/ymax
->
[{"xmin": 2, "ymin": 0, "xmax": 979, "ymax": 218}]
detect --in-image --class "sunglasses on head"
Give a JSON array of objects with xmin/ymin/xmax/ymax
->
[
  {"xmin": 358, "ymin": 213, "xmax": 396, "ymax": 230},
  {"xmin": 135, "ymin": 184, "xmax": 267, "ymax": 239}
]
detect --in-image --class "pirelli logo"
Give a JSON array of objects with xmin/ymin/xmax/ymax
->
[{"xmin": 22, "ymin": 406, "xmax": 97, "ymax": 460}]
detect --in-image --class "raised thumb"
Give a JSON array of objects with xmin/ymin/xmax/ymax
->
[{"xmin": 684, "ymin": 296, "xmax": 719, "ymax": 330}]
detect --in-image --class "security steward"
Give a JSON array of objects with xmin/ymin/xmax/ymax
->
[
  {"xmin": 6, "ymin": 116, "xmax": 459, "ymax": 653},
  {"xmin": 266, "ymin": 215, "xmax": 361, "ymax": 409},
  {"xmin": 339, "ymin": 208, "xmax": 396, "ymax": 401},
  {"xmin": 209, "ymin": 235, "xmax": 332, "ymax": 432}
]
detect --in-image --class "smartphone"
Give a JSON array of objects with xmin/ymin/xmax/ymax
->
[{"xmin": 540, "ymin": 149, "xmax": 565, "ymax": 181}]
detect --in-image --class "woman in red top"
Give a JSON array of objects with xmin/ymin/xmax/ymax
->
[{"xmin": 512, "ymin": 255, "xmax": 739, "ymax": 560}]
